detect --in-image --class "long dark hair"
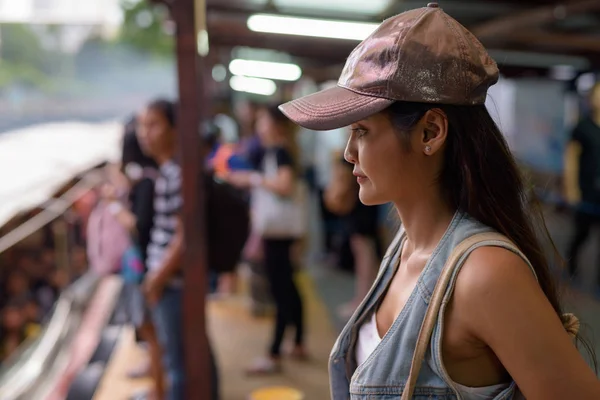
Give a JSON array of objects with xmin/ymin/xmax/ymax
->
[
  {"xmin": 147, "ymin": 98, "xmax": 177, "ymax": 128},
  {"xmin": 121, "ymin": 116, "xmax": 157, "ymax": 170},
  {"xmin": 386, "ymin": 101, "xmax": 595, "ymax": 363}
]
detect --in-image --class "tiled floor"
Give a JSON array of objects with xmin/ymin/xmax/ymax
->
[{"xmin": 94, "ymin": 273, "xmax": 337, "ymax": 400}]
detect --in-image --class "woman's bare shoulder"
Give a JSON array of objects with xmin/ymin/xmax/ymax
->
[
  {"xmin": 449, "ymin": 245, "xmax": 600, "ymax": 399},
  {"xmin": 455, "ymin": 245, "xmax": 538, "ymax": 296}
]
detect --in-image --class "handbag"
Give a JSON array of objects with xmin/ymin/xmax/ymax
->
[
  {"xmin": 251, "ymin": 151, "xmax": 308, "ymax": 239},
  {"xmin": 401, "ymin": 231, "xmax": 580, "ymax": 400}
]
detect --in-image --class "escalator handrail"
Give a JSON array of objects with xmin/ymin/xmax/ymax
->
[{"xmin": 0, "ymin": 273, "xmax": 101, "ymax": 399}]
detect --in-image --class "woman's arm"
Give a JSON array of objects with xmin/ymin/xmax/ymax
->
[
  {"xmin": 453, "ymin": 246, "xmax": 600, "ymax": 399},
  {"xmin": 227, "ymin": 148, "xmax": 296, "ymax": 197},
  {"xmin": 260, "ymin": 165, "xmax": 295, "ymax": 197},
  {"xmin": 226, "ymin": 167, "xmax": 295, "ymax": 197}
]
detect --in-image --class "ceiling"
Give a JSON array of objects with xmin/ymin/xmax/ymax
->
[{"xmin": 202, "ymin": 0, "xmax": 600, "ymax": 79}]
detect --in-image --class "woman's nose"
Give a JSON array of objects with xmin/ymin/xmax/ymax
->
[{"xmin": 344, "ymin": 141, "xmax": 357, "ymax": 164}]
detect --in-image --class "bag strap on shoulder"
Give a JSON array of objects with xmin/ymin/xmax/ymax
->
[{"xmin": 401, "ymin": 232, "xmax": 522, "ymax": 399}]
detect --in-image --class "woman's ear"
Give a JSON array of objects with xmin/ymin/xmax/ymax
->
[{"xmin": 420, "ymin": 109, "xmax": 448, "ymax": 155}]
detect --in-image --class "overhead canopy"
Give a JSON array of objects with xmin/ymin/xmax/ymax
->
[
  {"xmin": 0, "ymin": 121, "xmax": 123, "ymax": 229},
  {"xmin": 201, "ymin": 0, "xmax": 600, "ymax": 78}
]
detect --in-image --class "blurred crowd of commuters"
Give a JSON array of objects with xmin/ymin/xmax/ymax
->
[{"xmin": 0, "ymin": 207, "xmax": 90, "ymax": 365}]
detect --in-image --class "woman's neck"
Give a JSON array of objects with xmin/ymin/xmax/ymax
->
[{"xmin": 394, "ymin": 193, "xmax": 455, "ymax": 254}]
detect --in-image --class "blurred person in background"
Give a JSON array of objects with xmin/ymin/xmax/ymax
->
[
  {"xmin": 313, "ymin": 83, "xmax": 354, "ymax": 265},
  {"xmin": 4, "ymin": 269, "xmax": 30, "ymax": 299},
  {"xmin": 234, "ymin": 99, "xmax": 264, "ymax": 169},
  {"xmin": 69, "ymin": 246, "xmax": 89, "ymax": 281},
  {"xmin": 101, "ymin": 116, "xmax": 164, "ymax": 400},
  {"xmin": 208, "ymin": 108, "xmax": 270, "ymax": 312},
  {"xmin": 226, "ymin": 104, "xmax": 306, "ymax": 375},
  {"xmin": 325, "ymin": 156, "xmax": 382, "ymax": 319},
  {"xmin": 137, "ymin": 99, "xmax": 219, "ymax": 400},
  {"xmin": 202, "ymin": 120, "xmax": 252, "ymax": 296},
  {"xmin": 207, "ymin": 117, "xmax": 256, "ymax": 182},
  {"xmin": 21, "ymin": 294, "xmax": 41, "ymax": 328},
  {"xmin": 564, "ymin": 82, "xmax": 600, "ymax": 288},
  {"xmin": 0, "ymin": 299, "xmax": 27, "ymax": 362},
  {"xmin": 0, "ymin": 296, "xmax": 39, "ymax": 363}
]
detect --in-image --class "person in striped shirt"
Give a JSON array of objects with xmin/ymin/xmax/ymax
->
[{"xmin": 138, "ymin": 99, "xmax": 219, "ymax": 400}]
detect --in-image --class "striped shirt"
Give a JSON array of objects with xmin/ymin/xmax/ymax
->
[{"xmin": 147, "ymin": 159, "xmax": 183, "ymax": 284}]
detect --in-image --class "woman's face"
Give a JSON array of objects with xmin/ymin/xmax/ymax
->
[
  {"xmin": 137, "ymin": 107, "xmax": 174, "ymax": 158},
  {"xmin": 256, "ymin": 110, "xmax": 279, "ymax": 146},
  {"xmin": 345, "ymin": 111, "xmax": 437, "ymax": 206}
]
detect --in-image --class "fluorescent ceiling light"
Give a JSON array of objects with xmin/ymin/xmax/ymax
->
[
  {"xmin": 273, "ymin": 0, "xmax": 393, "ymax": 15},
  {"xmin": 212, "ymin": 64, "xmax": 227, "ymax": 82},
  {"xmin": 577, "ymin": 72, "xmax": 596, "ymax": 93},
  {"xmin": 549, "ymin": 65, "xmax": 577, "ymax": 81},
  {"xmin": 230, "ymin": 76, "xmax": 277, "ymax": 96},
  {"xmin": 247, "ymin": 14, "xmax": 379, "ymax": 41},
  {"xmin": 229, "ymin": 59, "xmax": 302, "ymax": 82}
]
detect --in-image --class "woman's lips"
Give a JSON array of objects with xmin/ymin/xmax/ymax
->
[{"xmin": 353, "ymin": 171, "xmax": 368, "ymax": 184}]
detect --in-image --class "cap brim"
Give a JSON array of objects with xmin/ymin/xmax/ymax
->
[{"xmin": 279, "ymin": 86, "xmax": 394, "ymax": 131}]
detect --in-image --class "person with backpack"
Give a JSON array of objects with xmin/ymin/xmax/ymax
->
[
  {"xmin": 88, "ymin": 117, "xmax": 165, "ymax": 400},
  {"xmin": 279, "ymin": 3, "xmax": 600, "ymax": 399}
]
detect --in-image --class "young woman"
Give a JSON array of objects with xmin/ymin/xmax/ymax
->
[
  {"xmin": 226, "ymin": 105, "xmax": 306, "ymax": 374},
  {"xmin": 279, "ymin": 4, "xmax": 600, "ymax": 399},
  {"xmin": 103, "ymin": 118, "xmax": 165, "ymax": 400}
]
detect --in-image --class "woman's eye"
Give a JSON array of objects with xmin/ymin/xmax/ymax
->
[{"xmin": 352, "ymin": 128, "xmax": 367, "ymax": 137}]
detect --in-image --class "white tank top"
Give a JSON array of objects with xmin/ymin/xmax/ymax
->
[{"xmin": 356, "ymin": 311, "xmax": 510, "ymax": 400}]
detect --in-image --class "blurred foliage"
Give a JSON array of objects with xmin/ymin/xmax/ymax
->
[
  {"xmin": 0, "ymin": 24, "xmax": 46, "ymax": 71},
  {"xmin": 0, "ymin": 1, "xmax": 175, "ymax": 100},
  {"xmin": 0, "ymin": 24, "xmax": 48, "ymax": 90},
  {"xmin": 0, "ymin": 24, "xmax": 77, "ymax": 92},
  {"xmin": 118, "ymin": 0, "xmax": 174, "ymax": 58},
  {"xmin": 72, "ymin": 0, "xmax": 175, "ymax": 83}
]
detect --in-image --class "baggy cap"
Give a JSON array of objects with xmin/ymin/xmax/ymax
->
[{"xmin": 279, "ymin": 2, "xmax": 499, "ymax": 131}]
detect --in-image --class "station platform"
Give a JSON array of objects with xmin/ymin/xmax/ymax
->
[
  {"xmin": 92, "ymin": 208, "xmax": 600, "ymax": 400},
  {"xmin": 93, "ymin": 272, "xmax": 338, "ymax": 400}
]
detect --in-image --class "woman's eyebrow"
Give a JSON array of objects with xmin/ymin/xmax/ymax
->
[{"xmin": 351, "ymin": 122, "xmax": 369, "ymax": 129}]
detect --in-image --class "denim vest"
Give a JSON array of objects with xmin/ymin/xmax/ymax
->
[{"xmin": 329, "ymin": 212, "xmax": 529, "ymax": 399}]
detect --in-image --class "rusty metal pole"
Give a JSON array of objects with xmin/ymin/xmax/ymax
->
[{"xmin": 170, "ymin": 0, "xmax": 211, "ymax": 398}]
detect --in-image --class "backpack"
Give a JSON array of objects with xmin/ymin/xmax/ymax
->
[
  {"xmin": 204, "ymin": 174, "xmax": 250, "ymax": 274},
  {"xmin": 87, "ymin": 168, "xmax": 157, "ymax": 281},
  {"xmin": 86, "ymin": 201, "xmax": 132, "ymax": 276}
]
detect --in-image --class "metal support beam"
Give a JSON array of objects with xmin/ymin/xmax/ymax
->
[
  {"xmin": 170, "ymin": 0, "xmax": 212, "ymax": 398},
  {"xmin": 508, "ymin": 31, "xmax": 600, "ymax": 53},
  {"xmin": 472, "ymin": 0, "xmax": 600, "ymax": 42}
]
